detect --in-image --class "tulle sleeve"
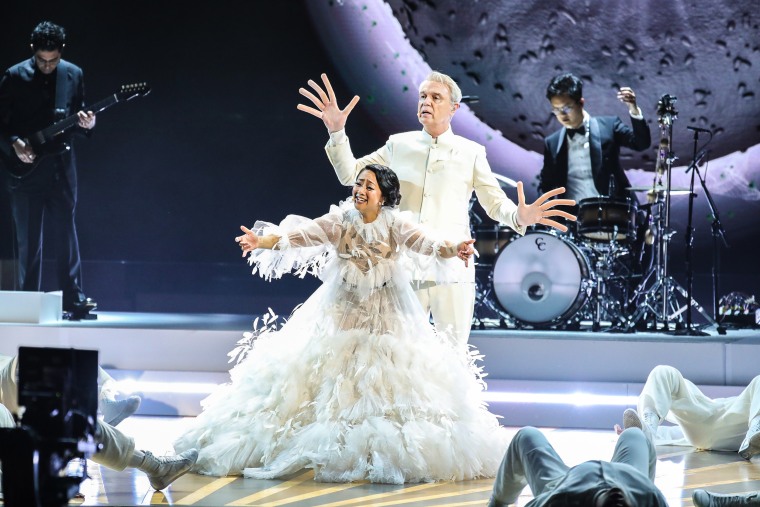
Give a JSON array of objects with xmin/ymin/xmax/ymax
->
[
  {"xmin": 246, "ymin": 204, "xmax": 346, "ymax": 280},
  {"xmin": 391, "ymin": 211, "xmax": 471, "ymax": 284}
]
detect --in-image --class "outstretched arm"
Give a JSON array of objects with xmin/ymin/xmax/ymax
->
[
  {"xmin": 297, "ymin": 73, "xmax": 360, "ymax": 133},
  {"xmin": 438, "ymin": 239, "xmax": 476, "ymax": 267},
  {"xmin": 235, "ymin": 226, "xmax": 280, "ymax": 256},
  {"xmin": 515, "ymin": 181, "xmax": 577, "ymax": 232}
]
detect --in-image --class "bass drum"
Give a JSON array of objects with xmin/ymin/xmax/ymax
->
[{"xmin": 493, "ymin": 232, "xmax": 592, "ymax": 327}]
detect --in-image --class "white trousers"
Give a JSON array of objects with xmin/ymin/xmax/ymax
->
[
  {"xmin": 0, "ymin": 354, "xmax": 134, "ymax": 471},
  {"xmin": 639, "ymin": 365, "xmax": 760, "ymax": 451},
  {"xmin": 413, "ymin": 281, "xmax": 475, "ymax": 346}
]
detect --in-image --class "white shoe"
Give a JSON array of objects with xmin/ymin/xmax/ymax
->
[
  {"xmin": 101, "ymin": 395, "xmax": 141, "ymax": 426},
  {"xmin": 622, "ymin": 408, "xmax": 657, "ymax": 444},
  {"xmin": 139, "ymin": 449, "xmax": 199, "ymax": 490},
  {"xmin": 739, "ymin": 424, "xmax": 760, "ymax": 460}
]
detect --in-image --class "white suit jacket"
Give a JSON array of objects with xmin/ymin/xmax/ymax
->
[{"xmin": 325, "ymin": 127, "xmax": 525, "ymax": 281}]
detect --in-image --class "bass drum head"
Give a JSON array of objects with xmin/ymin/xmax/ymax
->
[{"xmin": 493, "ymin": 232, "xmax": 590, "ymax": 326}]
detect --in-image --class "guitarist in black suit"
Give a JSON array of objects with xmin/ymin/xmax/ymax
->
[{"xmin": 0, "ymin": 21, "xmax": 97, "ymax": 316}]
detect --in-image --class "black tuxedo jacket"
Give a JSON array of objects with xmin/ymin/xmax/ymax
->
[{"xmin": 539, "ymin": 115, "xmax": 651, "ymax": 202}]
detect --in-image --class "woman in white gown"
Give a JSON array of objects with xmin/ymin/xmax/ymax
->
[{"xmin": 173, "ymin": 164, "xmax": 510, "ymax": 484}]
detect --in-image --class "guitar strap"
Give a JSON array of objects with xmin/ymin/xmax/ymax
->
[{"xmin": 54, "ymin": 61, "xmax": 72, "ymax": 119}]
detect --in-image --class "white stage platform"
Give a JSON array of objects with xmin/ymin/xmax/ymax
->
[{"xmin": 0, "ymin": 311, "xmax": 757, "ymax": 430}]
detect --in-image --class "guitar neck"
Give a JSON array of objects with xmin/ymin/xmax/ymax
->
[{"xmin": 39, "ymin": 94, "xmax": 120, "ymax": 141}]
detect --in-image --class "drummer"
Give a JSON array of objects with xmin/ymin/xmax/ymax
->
[{"xmin": 538, "ymin": 73, "xmax": 651, "ymax": 258}]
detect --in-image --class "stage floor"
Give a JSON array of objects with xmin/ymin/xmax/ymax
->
[
  {"xmin": 74, "ymin": 415, "xmax": 760, "ymax": 506},
  {"xmin": 2, "ymin": 311, "xmax": 759, "ymax": 505}
]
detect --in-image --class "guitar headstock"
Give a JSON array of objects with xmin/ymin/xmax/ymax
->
[{"xmin": 116, "ymin": 82, "xmax": 151, "ymax": 101}]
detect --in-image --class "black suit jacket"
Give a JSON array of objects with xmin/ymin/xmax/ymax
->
[
  {"xmin": 539, "ymin": 115, "xmax": 651, "ymax": 203},
  {"xmin": 0, "ymin": 57, "xmax": 88, "ymax": 191}
]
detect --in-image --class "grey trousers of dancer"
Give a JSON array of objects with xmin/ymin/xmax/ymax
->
[
  {"xmin": 0, "ymin": 355, "xmax": 134, "ymax": 471},
  {"xmin": 640, "ymin": 365, "xmax": 760, "ymax": 451},
  {"xmin": 489, "ymin": 426, "xmax": 657, "ymax": 507}
]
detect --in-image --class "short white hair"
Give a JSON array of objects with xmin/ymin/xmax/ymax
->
[{"xmin": 423, "ymin": 71, "xmax": 462, "ymax": 104}]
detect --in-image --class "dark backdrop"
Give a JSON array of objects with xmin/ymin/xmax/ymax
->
[{"xmin": 0, "ymin": 0, "xmax": 387, "ymax": 314}]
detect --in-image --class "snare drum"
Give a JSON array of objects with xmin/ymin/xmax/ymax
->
[
  {"xmin": 492, "ymin": 232, "xmax": 592, "ymax": 327},
  {"xmin": 577, "ymin": 197, "xmax": 637, "ymax": 242},
  {"xmin": 473, "ymin": 225, "xmax": 515, "ymax": 266}
]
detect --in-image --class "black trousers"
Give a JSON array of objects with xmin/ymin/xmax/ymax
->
[{"xmin": 7, "ymin": 158, "xmax": 84, "ymax": 302}]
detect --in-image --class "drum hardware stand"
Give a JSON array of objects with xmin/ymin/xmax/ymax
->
[
  {"xmin": 584, "ymin": 227, "xmax": 628, "ymax": 331},
  {"xmin": 472, "ymin": 266, "xmax": 516, "ymax": 329},
  {"xmin": 626, "ymin": 95, "xmax": 713, "ymax": 332}
]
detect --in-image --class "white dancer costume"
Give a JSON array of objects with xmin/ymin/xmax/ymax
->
[
  {"xmin": 642, "ymin": 365, "xmax": 760, "ymax": 450},
  {"xmin": 173, "ymin": 200, "xmax": 509, "ymax": 483}
]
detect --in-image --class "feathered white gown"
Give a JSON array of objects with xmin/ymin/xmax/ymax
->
[{"xmin": 173, "ymin": 201, "xmax": 509, "ymax": 484}]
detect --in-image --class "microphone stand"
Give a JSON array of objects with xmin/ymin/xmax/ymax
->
[
  {"xmin": 690, "ymin": 151, "xmax": 729, "ymax": 335},
  {"xmin": 677, "ymin": 131, "xmax": 711, "ymax": 336}
]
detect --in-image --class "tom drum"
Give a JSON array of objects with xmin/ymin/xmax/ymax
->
[{"xmin": 577, "ymin": 197, "xmax": 637, "ymax": 242}]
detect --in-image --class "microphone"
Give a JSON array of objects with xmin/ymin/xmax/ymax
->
[
  {"xmin": 460, "ymin": 95, "xmax": 479, "ymax": 104},
  {"xmin": 686, "ymin": 126, "xmax": 712, "ymax": 134},
  {"xmin": 685, "ymin": 148, "xmax": 709, "ymax": 173}
]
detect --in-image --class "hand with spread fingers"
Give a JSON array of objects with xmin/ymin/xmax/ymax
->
[
  {"xmin": 297, "ymin": 73, "xmax": 360, "ymax": 133},
  {"xmin": 235, "ymin": 226, "xmax": 259, "ymax": 257},
  {"xmin": 515, "ymin": 181, "xmax": 576, "ymax": 232}
]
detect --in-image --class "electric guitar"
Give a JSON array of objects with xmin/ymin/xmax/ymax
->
[{"xmin": 0, "ymin": 82, "xmax": 151, "ymax": 179}]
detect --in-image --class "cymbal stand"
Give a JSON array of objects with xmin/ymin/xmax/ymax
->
[{"xmin": 626, "ymin": 95, "xmax": 714, "ymax": 331}]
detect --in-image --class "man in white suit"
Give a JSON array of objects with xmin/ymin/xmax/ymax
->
[{"xmin": 298, "ymin": 72, "xmax": 575, "ymax": 344}]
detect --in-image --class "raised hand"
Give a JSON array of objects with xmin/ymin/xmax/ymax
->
[
  {"xmin": 235, "ymin": 225, "xmax": 259, "ymax": 257},
  {"xmin": 617, "ymin": 87, "xmax": 639, "ymax": 115},
  {"xmin": 515, "ymin": 181, "xmax": 576, "ymax": 232},
  {"xmin": 297, "ymin": 73, "xmax": 360, "ymax": 133}
]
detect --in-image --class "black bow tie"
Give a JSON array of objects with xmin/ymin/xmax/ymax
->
[{"xmin": 566, "ymin": 125, "xmax": 586, "ymax": 139}]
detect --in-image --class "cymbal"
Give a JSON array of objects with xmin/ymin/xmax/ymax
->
[{"xmin": 627, "ymin": 185, "xmax": 692, "ymax": 195}]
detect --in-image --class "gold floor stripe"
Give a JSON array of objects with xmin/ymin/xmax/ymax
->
[
  {"xmin": 686, "ymin": 477, "xmax": 760, "ymax": 489},
  {"xmin": 176, "ymin": 476, "xmax": 238, "ymax": 504},
  {"xmin": 684, "ymin": 461, "xmax": 747, "ymax": 475},
  {"xmin": 442, "ymin": 500, "xmax": 493, "ymax": 507},
  {"xmin": 657, "ymin": 449, "xmax": 697, "ymax": 459},
  {"xmin": 86, "ymin": 461, "xmax": 109, "ymax": 504},
  {"xmin": 316, "ymin": 482, "xmax": 442, "ymax": 507},
  {"xmin": 347, "ymin": 486, "xmax": 494, "ymax": 507},
  {"xmin": 225, "ymin": 471, "xmax": 322, "ymax": 506},
  {"xmin": 144, "ymin": 490, "xmax": 170, "ymax": 505},
  {"xmin": 254, "ymin": 483, "xmax": 362, "ymax": 507}
]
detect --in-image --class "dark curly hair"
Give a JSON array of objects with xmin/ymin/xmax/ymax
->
[
  {"xmin": 31, "ymin": 21, "xmax": 66, "ymax": 52},
  {"xmin": 360, "ymin": 164, "xmax": 401, "ymax": 208},
  {"xmin": 546, "ymin": 72, "xmax": 583, "ymax": 103}
]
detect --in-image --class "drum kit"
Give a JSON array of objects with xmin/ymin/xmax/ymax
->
[
  {"xmin": 472, "ymin": 195, "xmax": 643, "ymax": 331},
  {"xmin": 472, "ymin": 96, "xmax": 716, "ymax": 332}
]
